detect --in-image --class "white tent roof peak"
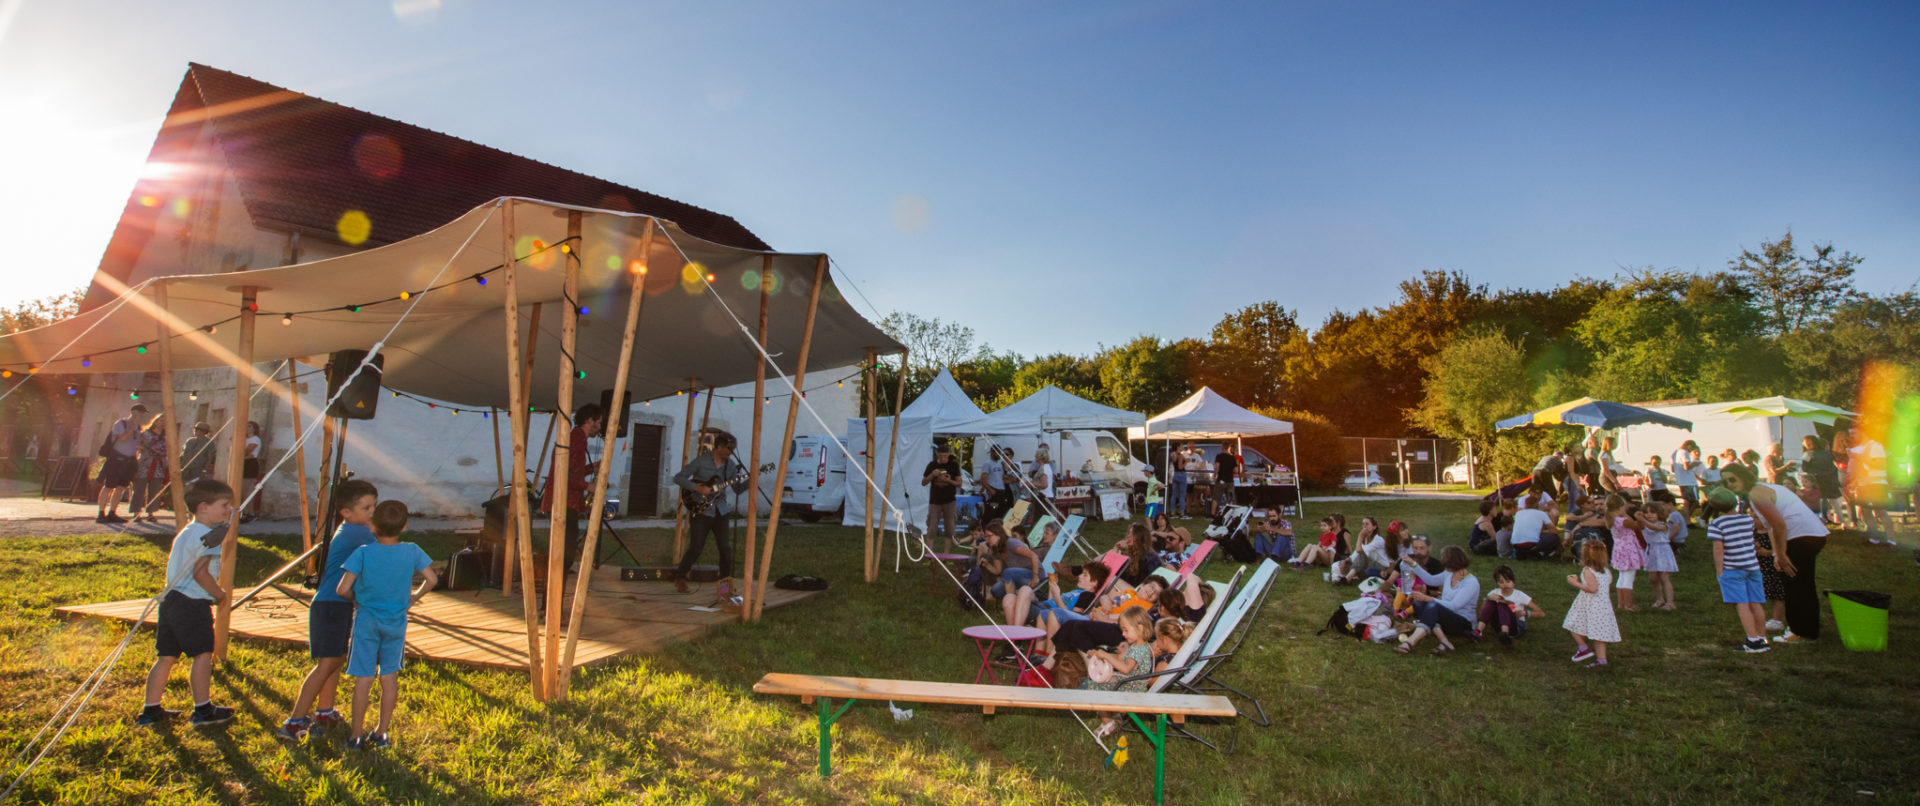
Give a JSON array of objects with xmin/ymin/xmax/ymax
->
[
  {"xmin": 1126, "ymin": 386, "xmax": 1293, "ymax": 439},
  {"xmin": 898, "ymin": 368, "xmax": 989, "ymax": 432},
  {"xmin": 956, "ymin": 384, "xmax": 1146, "ymax": 434}
]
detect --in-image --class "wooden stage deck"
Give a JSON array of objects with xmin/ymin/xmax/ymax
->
[{"xmin": 56, "ymin": 566, "xmax": 821, "ymax": 671}]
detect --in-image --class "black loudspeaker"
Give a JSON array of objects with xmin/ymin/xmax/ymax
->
[
  {"xmin": 325, "ymin": 350, "xmax": 385, "ymax": 420},
  {"xmin": 599, "ymin": 389, "xmax": 631, "ymax": 438}
]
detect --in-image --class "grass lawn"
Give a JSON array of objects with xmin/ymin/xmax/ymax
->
[{"xmin": 1, "ymin": 500, "xmax": 1917, "ymax": 804}]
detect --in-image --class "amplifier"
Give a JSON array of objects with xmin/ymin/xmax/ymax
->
[{"xmin": 621, "ymin": 565, "xmax": 719, "ymax": 582}]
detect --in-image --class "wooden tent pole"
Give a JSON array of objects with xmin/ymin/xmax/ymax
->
[
  {"xmin": 540, "ymin": 211, "xmax": 582, "ymax": 697},
  {"xmin": 739, "ymin": 255, "xmax": 772, "ymax": 617},
  {"xmin": 560, "ymin": 218, "xmax": 654, "ymax": 694},
  {"xmin": 499, "ymin": 200, "xmax": 545, "ymax": 700},
  {"xmin": 749, "ymin": 255, "xmax": 827, "ymax": 620},
  {"xmin": 672, "ymin": 378, "xmax": 697, "ymax": 565},
  {"xmin": 862, "ymin": 348, "xmax": 876, "ymax": 582},
  {"xmin": 213, "ymin": 286, "xmax": 257, "ymax": 661},
  {"xmin": 874, "ymin": 350, "xmax": 907, "ymax": 580},
  {"xmin": 152, "ymin": 283, "xmax": 189, "ymax": 532},
  {"xmin": 491, "ymin": 407, "xmax": 504, "ymax": 490},
  {"xmin": 289, "ymin": 364, "xmax": 316, "ymax": 575},
  {"xmin": 503, "ymin": 302, "xmax": 543, "ymax": 598},
  {"xmin": 313, "ymin": 414, "xmax": 336, "ymax": 545},
  {"xmin": 531, "ymin": 411, "xmax": 558, "ymax": 494}
]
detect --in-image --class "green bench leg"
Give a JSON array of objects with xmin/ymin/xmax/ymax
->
[
  {"xmin": 1125, "ymin": 712, "xmax": 1170, "ymax": 805},
  {"xmin": 816, "ymin": 697, "xmax": 856, "ymax": 778}
]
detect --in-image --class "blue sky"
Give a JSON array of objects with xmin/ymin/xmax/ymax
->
[{"xmin": 1, "ymin": 0, "xmax": 1914, "ymax": 358}]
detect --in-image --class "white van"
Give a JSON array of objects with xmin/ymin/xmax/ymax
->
[
  {"xmin": 970, "ymin": 430, "xmax": 1150, "ymax": 490},
  {"xmin": 781, "ymin": 434, "xmax": 848, "ymax": 522}
]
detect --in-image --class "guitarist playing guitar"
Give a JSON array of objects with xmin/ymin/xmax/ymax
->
[{"xmin": 671, "ymin": 431, "xmax": 751, "ymax": 598}]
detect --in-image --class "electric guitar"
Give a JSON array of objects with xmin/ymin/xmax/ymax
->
[{"xmin": 680, "ymin": 462, "xmax": 775, "ymax": 517}]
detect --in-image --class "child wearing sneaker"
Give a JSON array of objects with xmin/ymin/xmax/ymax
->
[
  {"xmin": 1704, "ymin": 488, "xmax": 1769, "ymax": 653},
  {"xmin": 276, "ymin": 479, "xmax": 379, "ymax": 742},
  {"xmin": 335, "ymin": 500, "xmax": 437, "ymax": 749},
  {"xmin": 1562, "ymin": 539, "xmax": 1621, "ymax": 668},
  {"xmin": 137, "ymin": 479, "xmax": 237, "ymax": 728}
]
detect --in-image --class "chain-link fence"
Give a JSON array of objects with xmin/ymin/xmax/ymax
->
[{"xmin": 1341, "ymin": 437, "xmax": 1475, "ymax": 489}]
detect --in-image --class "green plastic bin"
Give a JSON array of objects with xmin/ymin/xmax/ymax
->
[{"xmin": 1827, "ymin": 590, "xmax": 1890, "ymax": 652}]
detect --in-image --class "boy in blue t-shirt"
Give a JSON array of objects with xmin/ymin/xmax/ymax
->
[
  {"xmin": 276, "ymin": 479, "xmax": 378, "ymax": 742},
  {"xmin": 137, "ymin": 479, "xmax": 237, "ymax": 728},
  {"xmin": 336, "ymin": 500, "xmax": 437, "ymax": 750}
]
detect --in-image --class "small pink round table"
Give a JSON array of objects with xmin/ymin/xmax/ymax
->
[{"xmin": 961, "ymin": 624, "xmax": 1045, "ymax": 684}]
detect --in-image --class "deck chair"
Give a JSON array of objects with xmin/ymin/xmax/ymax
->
[
  {"xmin": 1060, "ymin": 514, "xmax": 1086, "ymax": 540},
  {"xmin": 1150, "ymin": 566, "xmax": 1181, "ymax": 588},
  {"xmin": 1171, "ymin": 559, "xmax": 1280, "ymax": 732},
  {"xmin": 1038, "ymin": 524, "xmax": 1078, "ymax": 573},
  {"xmin": 1001, "ymin": 500, "xmax": 1031, "ymax": 532},
  {"xmin": 1111, "ymin": 567, "xmax": 1248, "ymax": 751},
  {"xmin": 1176, "ymin": 540, "xmax": 1217, "ymax": 578},
  {"xmin": 1025, "ymin": 515, "xmax": 1058, "ymax": 547}
]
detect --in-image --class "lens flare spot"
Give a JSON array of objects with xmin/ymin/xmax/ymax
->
[
  {"xmin": 765, "ymin": 269, "xmax": 783, "ymax": 296},
  {"xmin": 337, "ymin": 210, "xmax": 373, "ymax": 245},
  {"xmin": 392, "ymin": 0, "xmax": 442, "ymax": 24},
  {"xmin": 517, "ymin": 236, "xmax": 557, "ymax": 269},
  {"xmin": 741, "ymin": 271, "xmax": 760, "ymax": 291},
  {"xmin": 351, "ymin": 134, "xmax": 404, "ymax": 180},
  {"xmin": 170, "ymin": 198, "xmax": 192, "ymax": 218},
  {"xmin": 138, "ymin": 195, "xmax": 160, "ymax": 208},
  {"xmin": 629, "ymin": 260, "xmax": 647, "ymax": 275}
]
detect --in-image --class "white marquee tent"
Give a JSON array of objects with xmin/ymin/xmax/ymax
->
[{"xmin": 841, "ymin": 368, "xmax": 989, "ymax": 529}]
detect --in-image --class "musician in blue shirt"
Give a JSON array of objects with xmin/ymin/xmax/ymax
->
[{"xmin": 672, "ymin": 431, "xmax": 750, "ymax": 598}]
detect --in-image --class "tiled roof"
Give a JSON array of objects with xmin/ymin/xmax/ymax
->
[{"xmin": 85, "ymin": 63, "xmax": 768, "ymax": 310}]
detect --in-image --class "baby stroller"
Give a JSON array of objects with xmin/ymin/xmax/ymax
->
[{"xmin": 1208, "ymin": 505, "xmax": 1260, "ymax": 563}]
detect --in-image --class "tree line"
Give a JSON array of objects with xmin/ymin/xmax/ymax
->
[{"xmin": 875, "ymin": 232, "xmax": 1917, "ymax": 487}]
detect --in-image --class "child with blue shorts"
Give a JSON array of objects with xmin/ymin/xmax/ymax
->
[
  {"xmin": 277, "ymin": 479, "xmax": 378, "ymax": 742},
  {"xmin": 335, "ymin": 500, "xmax": 437, "ymax": 750},
  {"xmin": 1704, "ymin": 488, "xmax": 1769, "ymax": 654}
]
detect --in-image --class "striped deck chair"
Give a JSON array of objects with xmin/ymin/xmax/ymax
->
[
  {"xmin": 1112, "ymin": 568, "xmax": 1247, "ymax": 751},
  {"xmin": 1172, "ymin": 559, "xmax": 1280, "ymax": 731}
]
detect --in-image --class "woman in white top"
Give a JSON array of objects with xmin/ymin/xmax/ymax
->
[
  {"xmin": 1721, "ymin": 463, "xmax": 1827, "ymax": 643},
  {"xmin": 1030, "ymin": 445, "xmax": 1055, "ymax": 501},
  {"xmin": 1334, "ymin": 517, "xmax": 1396, "ymax": 584}
]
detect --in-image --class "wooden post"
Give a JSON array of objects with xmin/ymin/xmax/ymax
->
[
  {"xmin": 213, "ymin": 286, "xmax": 257, "ymax": 661},
  {"xmin": 672, "ymin": 378, "xmax": 697, "ymax": 565},
  {"xmin": 289, "ymin": 365, "xmax": 316, "ymax": 575},
  {"xmin": 540, "ymin": 211, "xmax": 582, "ymax": 696},
  {"xmin": 491, "ymin": 406, "xmax": 504, "ymax": 490},
  {"xmin": 152, "ymin": 283, "xmax": 189, "ymax": 531},
  {"xmin": 531, "ymin": 411, "xmax": 558, "ymax": 494},
  {"xmin": 313, "ymin": 414, "xmax": 336, "ymax": 546},
  {"xmin": 499, "ymin": 200, "xmax": 545, "ymax": 700},
  {"xmin": 749, "ymin": 254, "xmax": 828, "ymax": 620},
  {"xmin": 503, "ymin": 303, "xmax": 543, "ymax": 599},
  {"xmin": 738, "ymin": 256, "xmax": 772, "ymax": 617},
  {"xmin": 560, "ymin": 218, "xmax": 653, "ymax": 694},
  {"xmin": 862, "ymin": 348, "xmax": 877, "ymax": 583},
  {"xmin": 875, "ymin": 350, "xmax": 907, "ymax": 580}
]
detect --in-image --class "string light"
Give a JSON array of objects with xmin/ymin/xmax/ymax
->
[
  {"xmin": 0, "ymin": 370, "xmax": 9, "ymax": 379},
  {"xmin": 349, "ymin": 305, "xmax": 362, "ymax": 313},
  {"xmin": 399, "ymin": 291, "xmax": 411, "ymax": 300},
  {"xmin": 66, "ymin": 385, "xmax": 77, "ymax": 396},
  {"xmin": 475, "ymin": 275, "xmax": 487, "ymax": 286},
  {"xmin": 577, "ymin": 306, "xmax": 589, "ymax": 316},
  {"xmin": 205, "ymin": 324, "xmax": 217, "ymax": 335},
  {"xmin": 189, "ymin": 391, "xmax": 198, "ymax": 401},
  {"xmin": 574, "ymin": 370, "xmax": 586, "ymax": 380},
  {"xmin": 128, "ymin": 391, "xmax": 140, "ymax": 401},
  {"xmin": 282, "ymin": 314, "xmax": 293, "ymax": 326},
  {"xmin": 136, "ymin": 345, "xmax": 148, "ymax": 355},
  {"xmin": 81, "ymin": 356, "xmax": 92, "ymax": 368}
]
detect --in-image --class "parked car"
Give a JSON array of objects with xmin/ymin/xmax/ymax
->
[
  {"xmin": 1343, "ymin": 468, "xmax": 1385, "ymax": 489},
  {"xmin": 782, "ymin": 434, "xmax": 848, "ymax": 522},
  {"xmin": 1441, "ymin": 457, "xmax": 1472, "ymax": 485}
]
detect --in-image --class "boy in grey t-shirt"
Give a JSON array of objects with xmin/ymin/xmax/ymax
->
[{"xmin": 137, "ymin": 479, "xmax": 237, "ymax": 728}]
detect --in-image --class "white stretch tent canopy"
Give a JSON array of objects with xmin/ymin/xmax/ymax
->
[
  {"xmin": 951, "ymin": 384, "xmax": 1146, "ymax": 434},
  {"xmin": 0, "ymin": 198, "xmax": 902, "ymax": 408},
  {"xmin": 841, "ymin": 368, "xmax": 989, "ymax": 530},
  {"xmin": 1126, "ymin": 387, "xmax": 1294, "ymax": 439}
]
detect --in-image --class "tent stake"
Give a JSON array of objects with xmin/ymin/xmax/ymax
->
[
  {"xmin": 559, "ymin": 218, "xmax": 653, "ymax": 694},
  {"xmin": 541, "ymin": 210, "xmax": 583, "ymax": 697},
  {"xmin": 751, "ymin": 254, "xmax": 827, "ymax": 620},
  {"xmin": 213, "ymin": 286, "xmax": 257, "ymax": 661},
  {"xmin": 499, "ymin": 200, "xmax": 545, "ymax": 700},
  {"xmin": 152, "ymin": 283, "xmax": 189, "ymax": 532},
  {"xmin": 740, "ymin": 256, "xmax": 772, "ymax": 618},
  {"xmin": 863, "ymin": 348, "xmax": 876, "ymax": 583}
]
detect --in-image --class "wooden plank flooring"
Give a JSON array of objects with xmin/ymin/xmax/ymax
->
[{"xmin": 56, "ymin": 566, "xmax": 820, "ymax": 672}]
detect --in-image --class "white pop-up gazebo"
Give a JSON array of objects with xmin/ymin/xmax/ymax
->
[
  {"xmin": 842, "ymin": 368, "xmax": 990, "ymax": 530},
  {"xmin": 1126, "ymin": 387, "xmax": 1299, "ymax": 515}
]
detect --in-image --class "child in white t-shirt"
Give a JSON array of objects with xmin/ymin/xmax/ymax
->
[{"xmin": 1475, "ymin": 565, "xmax": 1546, "ymax": 648}]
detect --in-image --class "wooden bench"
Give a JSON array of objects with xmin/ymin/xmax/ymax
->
[{"xmin": 753, "ymin": 673, "xmax": 1236, "ymax": 805}]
